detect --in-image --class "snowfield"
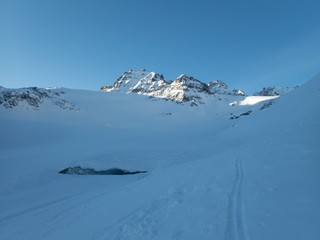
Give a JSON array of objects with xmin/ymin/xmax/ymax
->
[{"xmin": 0, "ymin": 74, "xmax": 319, "ymax": 240}]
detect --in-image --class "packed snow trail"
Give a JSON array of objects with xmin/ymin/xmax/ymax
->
[
  {"xmin": 92, "ymin": 153, "xmax": 236, "ymax": 240},
  {"xmin": 224, "ymin": 154, "xmax": 250, "ymax": 240}
]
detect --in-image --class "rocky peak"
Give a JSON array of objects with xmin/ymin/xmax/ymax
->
[
  {"xmin": 131, "ymin": 71, "xmax": 168, "ymax": 94},
  {"xmin": 208, "ymin": 80, "xmax": 245, "ymax": 96},
  {"xmin": 208, "ymin": 80, "xmax": 228, "ymax": 90},
  {"xmin": 175, "ymin": 74, "xmax": 189, "ymax": 82},
  {"xmin": 172, "ymin": 74, "xmax": 211, "ymax": 94},
  {"xmin": 101, "ymin": 70, "xmax": 245, "ymax": 105},
  {"xmin": 101, "ymin": 69, "xmax": 167, "ymax": 94},
  {"xmin": 0, "ymin": 87, "xmax": 79, "ymax": 110},
  {"xmin": 113, "ymin": 69, "xmax": 149, "ymax": 91}
]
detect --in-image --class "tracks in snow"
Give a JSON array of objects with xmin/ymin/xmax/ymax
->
[{"xmin": 224, "ymin": 155, "xmax": 250, "ymax": 240}]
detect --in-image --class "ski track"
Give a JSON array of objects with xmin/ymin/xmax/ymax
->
[
  {"xmin": 0, "ymin": 195, "xmax": 76, "ymax": 225},
  {"xmin": 98, "ymin": 186, "xmax": 189, "ymax": 240},
  {"xmin": 224, "ymin": 154, "xmax": 250, "ymax": 240},
  {"xmin": 0, "ymin": 186, "xmax": 115, "ymax": 227}
]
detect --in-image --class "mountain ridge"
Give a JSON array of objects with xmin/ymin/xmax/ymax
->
[
  {"xmin": 101, "ymin": 69, "xmax": 246, "ymax": 105},
  {"xmin": 253, "ymin": 86, "xmax": 299, "ymax": 96},
  {"xmin": 0, "ymin": 69, "xmax": 301, "ymax": 109}
]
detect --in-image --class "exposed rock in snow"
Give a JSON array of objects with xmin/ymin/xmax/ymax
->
[
  {"xmin": 253, "ymin": 86, "xmax": 298, "ymax": 96},
  {"xmin": 59, "ymin": 166, "xmax": 147, "ymax": 175},
  {"xmin": 100, "ymin": 69, "xmax": 168, "ymax": 94},
  {"xmin": 0, "ymin": 87, "xmax": 79, "ymax": 110},
  {"xmin": 101, "ymin": 70, "xmax": 304, "ymax": 107},
  {"xmin": 101, "ymin": 70, "xmax": 246, "ymax": 106},
  {"xmin": 148, "ymin": 74, "xmax": 212, "ymax": 106},
  {"xmin": 208, "ymin": 80, "xmax": 246, "ymax": 96},
  {"xmin": 229, "ymin": 110, "xmax": 252, "ymax": 119}
]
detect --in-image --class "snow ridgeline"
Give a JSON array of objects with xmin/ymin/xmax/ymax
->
[
  {"xmin": 100, "ymin": 69, "xmax": 246, "ymax": 106},
  {"xmin": 0, "ymin": 69, "xmax": 296, "ymax": 110},
  {"xmin": 253, "ymin": 86, "xmax": 299, "ymax": 96},
  {"xmin": 100, "ymin": 69, "xmax": 296, "ymax": 106}
]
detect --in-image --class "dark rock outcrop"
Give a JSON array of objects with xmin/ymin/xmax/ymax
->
[
  {"xmin": 59, "ymin": 166, "xmax": 147, "ymax": 175},
  {"xmin": 0, "ymin": 87, "xmax": 79, "ymax": 110}
]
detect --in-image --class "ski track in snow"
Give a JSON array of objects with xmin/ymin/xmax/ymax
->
[
  {"xmin": 108, "ymin": 198, "xmax": 170, "ymax": 240},
  {"xmin": 97, "ymin": 185, "xmax": 191, "ymax": 240},
  {"xmin": 224, "ymin": 154, "xmax": 250, "ymax": 240},
  {"xmin": 0, "ymin": 187, "xmax": 116, "ymax": 229},
  {"xmin": 0, "ymin": 195, "xmax": 77, "ymax": 225}
]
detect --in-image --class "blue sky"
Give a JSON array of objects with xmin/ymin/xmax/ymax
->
[{"xmin": 1, "ymin": 0, "xmax": 319, "ymax": 93}]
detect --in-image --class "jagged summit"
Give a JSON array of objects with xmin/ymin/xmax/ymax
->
[
  {"xmin": 149, "ymin": 74, "xmax": 212, "ymax": 106},
  {"xmin": 208, "ymin": 80, "xmax": 228, "ymax": 89},
  {"xmin": 208, "ymin": 80, "xmax": 245, "ymax": 96},
  {"xmin": 101, "ymin": 70, "xmax": 245, "ymax": 105},
  {"xmin": 172, "ymin": 74, "xmax": 210, "ymax": 94},
  {"xmin": 100, "ymin": 69, "xmax": 167, "ymax": 93}
]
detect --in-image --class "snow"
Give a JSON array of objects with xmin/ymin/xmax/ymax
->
[
  {"xmin": 239, "ymin": 95, "xmax": 278, "ymax": 105},
  {"xmin": 254, "ymin": 86, "xmax": 299, "ymax": 96},
  {"xmin": 0, "ymin": 74, "xmax": 319, "ymax": 240},
  {"xmin": 101, "ymin": 70, "xmax": 245, "ymax": 105}
]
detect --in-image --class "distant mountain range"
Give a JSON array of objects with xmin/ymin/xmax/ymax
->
[
  {"xmin": 101, "ymin": 69, "xmax": 295, "ymax": 105},
  {"xmin": 0, "ymin": 69, "xmax": 298, "ymax": 109},
  {"xmin": 101, "ymin": 69, "xmax": 246, "ymax": 106}
]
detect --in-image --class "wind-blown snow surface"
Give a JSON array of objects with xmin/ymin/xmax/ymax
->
[{"xmin": 0, "ymin": 75, "xmax": 320, "ymax": 240}]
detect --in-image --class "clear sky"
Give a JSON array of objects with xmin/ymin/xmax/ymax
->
[{"xmin": 1, "ymin": 0, "xmax": 319, "ymax": 93}]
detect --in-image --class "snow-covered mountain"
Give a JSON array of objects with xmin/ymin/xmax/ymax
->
[
  {"xmin": 100, "ymin": 69, "xmax": 168, "ymax": 94},
  {"xmin": 0, "ymin": 87, "xmax": 79, "ymax": 110},
  {"xmin": 1, "ymin": 73, "xmax": 319, "ymax": 240},
  {"xmin": 208, "ymin": 79, "xmax": 246, "ymax": 96},
  {"xmin": 147, "ymin": 74, "xmax": 212, "ymax": 106},
  {"xmin": 254, "ymin": 86, "xmax": 299, "ymax": 96},
  {"xmin": 101, "ymin": 69, "xmax": 245, "ymax": 105}
]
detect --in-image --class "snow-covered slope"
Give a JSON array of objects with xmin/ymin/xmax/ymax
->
[
  {"xmin": 0, "ymin": 74, "xmax": 319, "ymax": 240},
  {"xmin": 0, "ymin": 87, "xmax": 79, "ymax": 110},
  {"xmin": 101, "ymin": 69, "xmax": 245, "ymax": 105},
  {"xmin": 254, "ymin": 86, "xmax": 299, "ymax": 96}
]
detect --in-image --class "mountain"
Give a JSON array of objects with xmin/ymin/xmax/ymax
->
[
  {"xmin": 147, "ymin": 74, "xmax": 212, "ymax": 106},
  {"xmin": 0, "ymin": 86, "xmax": 79, "ymax": 110},
  {"xmin": 100, "ymin": 69, "xmax": 168, "ymax": 94},
  {"xmin": 254, "ymin": 86, "xmax": 299, "ymax": 96},
  {"xmin": 101, "ymin": 69, "xmax": 245, "ymax": 105},
  {"xmin": 0, "ymin": 73, "xmax": 319, "ymax": 240},
  {"xmin": 208, "ymin": 79, "xmax": 246, "ymax": 96}
]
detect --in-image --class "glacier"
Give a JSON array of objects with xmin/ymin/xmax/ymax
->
[{"xmin": 0, "ymin": 73, "xmax": 319, "ymax": 240}]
